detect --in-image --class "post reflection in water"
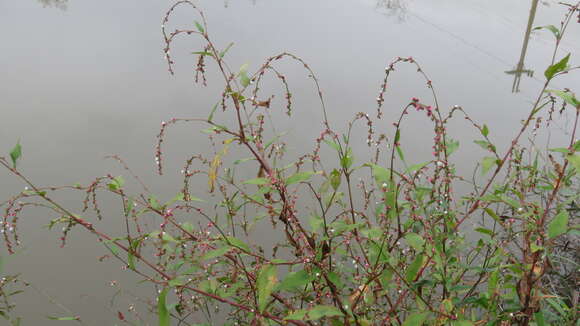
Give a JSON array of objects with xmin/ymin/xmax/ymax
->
[
  {"xmin": 506, "ymin": 0, "xmax": 540, "ymax": 93},
  {"xmin": 375, "ymin": 0, "xmax": 408, "ymax": 21},
  {"xmin": 37, "ymin": 0, "xmax": 68, "ymax": 10}
]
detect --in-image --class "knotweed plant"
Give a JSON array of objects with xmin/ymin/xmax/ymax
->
[{"xmin": 1, "ymin": 1, "xmax": 579, "ymax": 325}]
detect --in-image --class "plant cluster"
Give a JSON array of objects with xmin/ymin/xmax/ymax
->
[{"xmin": 1, "ymin": 1, "xmax": 579, "ymax": 325}]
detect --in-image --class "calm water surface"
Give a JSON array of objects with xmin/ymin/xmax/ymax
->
[{"xmin": 1, "ymin": 0, "xmax": 579, "ymax": 324}]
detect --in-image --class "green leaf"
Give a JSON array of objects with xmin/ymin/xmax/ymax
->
[
  {"xmin": 225, "ymin": 236, "xmax": 250, "ymax": 252},
  {"xmin": 481, "ymin": 156, "xmax": 496, "ymax": 175},
  {"xmin": 238, "ymin": 63, "xmax": 251, "ymax": 87},
  {"xmin": 9, "ymin": 142, "xmax": 22, "ymax": 169},
  {"xmin": 201, "ymin": 246, "xmax": 231, "ymax": 261},
  {"xmin": 158, "ymin": 288, "xmax": 170, "ymax": 326},
  {"xmin": 566, "ymin": 154, "xmax": 580, "ymax": 172},
  {"xmin": 128, "ymin": 238, "xmax": 143, "ymax": 270},
  {"xmin": 107, "ymin": 175, "xmax": 125, "ymax": 191},
  {"xmin": 257, "ymin": 264, "xmax": 278, "ymax": 313},
  {"xmin": 452, "ymin": 321, "xmax": 474, "ymax": 326},
  {"xmin": 207, "ymin": 102, "xmax": 219, "ymax": 122},
  {"xmin": 404, "ymin": 233, "xmax": 425, "ymax": 251},
  {"xmin": 104, "ymin": 240, "xmax": 120, "ymax": 256},
  {"xmin": 546, "ymin": 89, "xmax": 580, "ymax": 107},
  {"xmin": 191, "ymin": 51, "xmax": 213, "ymax": 56},
  {"xmin": 285, "ymin": 305, "xmax": 344, "ymax": 321},
  {"xmin": 548, "ymin": 210, "xmax": 569, "ymax": 238},
  {"xmin": 341, "ymin": 148, "xmax": 354, "ymax": 170},
  {"xmin": 286, "ymin": 171, "xmax": 316, "ymax": 185},
  {"xmin": 549, "ymin": 147, "xmax": 569, "ymax": 153},
  {"xmin": 474, "ymin": 140, "xmax": 495, "ymax": 152},
  {"xmin": 194, "ymin": 20, "xmax": 204, "ymax": 33},
  {"xmin": 534, "ymin": 310, "xmax": 546, "ymax": 326},
  {"xmin": 545, "ymin": 53, "xmax": 570, "ymax": 80},
  {"xmin": 396, "ymin": 145, "xmax": 406, "ymax": 161},
  {"xmin": 369, "ymin": 164, "xmax": 391, "ymax": 185},
  {"xmin": 284, "ymin": 309, "xmax": 308, "ymax": 321},
  {"xmin": 330, "ymin": 169, "xmax": 341, "ymax": 191},
  {"xmin": 323, "ymin": 139, "xmax": 340, "ymax": 152},
  {"xmin": 446, "ymin": 138, "xmax": 459, "ymax": 156},
  {"xmin": 405, "ymin": 254, "xmax": 425, "ymax": 282},
  {"xmin": 278, "ymin": 269, "xmax": 312, "ymax": 292},
  {"xmin": 219, "ymin": 42, "xmax": 234, "ymax": 58},
  {"xmin": 573, "ymin": 140, "xmax": 580, "ymax": 152},
  {"xmin": 484, "ymin": 208, "xmax": 500, "ymax": 223},
  {"xmin": 404, "ymin": 161, "xmax": 429, "ymax": 175},
  {"xmin": 534, "ymin": 25, "xmax": 560, "ymax": 39},
  {"xmin": 47, "ymin": 316, "xmax": 80, "ymax": 321},
  {"xmin": 149, "ymin": 195, "xmax": 162, "ymax": 210},
  {"xmin": 475, "ymin": 228, "xmax": 494, "ymax": 238},
  {"xmin": 306, "ymin": 305, "xmax": 344, "ymax": 320},
  {"xmin": 402, "ymin": 312, "xmax": 429, "ymax": 326},
  {"xmin": 481, "ymin": 124, "xmax": 489, "ymax": 137},
  {"xmin": 243, "ymin": 177, "xmax": 269, "ymax": 185}
]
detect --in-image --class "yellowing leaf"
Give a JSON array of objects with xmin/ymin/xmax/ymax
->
[
  {"xmin": 208, "ymin": 139, "xmax": 233, "ymax": 192},
  {"xmin": 257, "ymin": 264, "xmax": 277, "ymax": 313}
]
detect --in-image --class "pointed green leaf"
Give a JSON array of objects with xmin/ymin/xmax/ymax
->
[
  {"xmin": 481, "ymin": 124, "xmax": 489, "ymax": 137},
  {"xmin": 278, "ymin": 269, "xmax": 312, "ymax": 292},
  {"xmin": 548, "ymin": 210, "xmax": 568, "ymax": 238},
  {"xmin": 402, "ymin": 312, "xmax": 429, "ymax": 326},
  {"xmin": 207, "ymin": 102, "xmax": 219, "ymax": 122},
  {"xmin": 452, "ymin": 321, "xmax": 474, "ymax": 326},
  {"xmin": 446, "ymin": 138, "xmax": 460, "ymax": 156},
  {"xmin": 225, "ymin": 236, "xmax": 250, "ymax": 252},
  {"xmin": 9, "ymin": 142, "xmax": 22, "ymax": 168},
  {"xmin": 369, "ymin": 164, "xmax": 391, "ymax": 185},
  {"xmin": 546, "ymin": 89, "xmax": 580, "ymax": 107},
  {"xmin": 330, "ymin": 169, "xmax": 341, "ymax": 190},
  {"xmin": 158, "ymin": 288, "xmax": 170, "ymax": 326},
  {"xmin": 243, "ymin": 177, "xmax": 269, "ymax": 185},
  {"xmin": 404, "ymin": 233, "xmax": 425, "ymax": 251},
  {"xmin": 239, "ymin": 63, "xmax": 251, "ymax": 87},
  {"xmin": 257, "ymin": 264, "xmax": 277, "ymax": 312},
  {"xmin": 481, "ymin": 156, "xmax": 496, "ymax": 175},
  {"xmin": 201, "ymin": 246, "xmax": 231, "ymax": 261},
  {"xmin": 566, "ymin": 154, "xmax": 580, "ymax": 172},
  {"xmin": 219, "ymin": 42, "xmax": 234, "ymax": 58},
  {"xmin": 194, "ymin": 20, "xmax": 204, "ymax": 33},
  {"xmin": 286, "ymin": 171, "xmax": 316, "ymax": 185},
  {"xmin": 405, "ymin": 254, "xmax": 425, "ymax": 282},
  {"xmin": 545, "ymin": 53, "xmax": 570, "ymax": 80},
  {"xmin": 285, "ymin": 309, "xmax": 308, "ymax": 321},
  {"xmin": 306, "ymin": 305, "xmax": 344, "ymax": 320},
  {"xmin": 47, "ymin": 316, "xmax": 80, "ymax": 321},
  {"xmin": 534, "ymin": 25, "xmax": 560, "ymax": 39}
]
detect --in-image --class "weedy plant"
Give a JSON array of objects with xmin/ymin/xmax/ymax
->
[{"xmin": 1, "ymin": 1, "xmax": 580, "ymax": 325}]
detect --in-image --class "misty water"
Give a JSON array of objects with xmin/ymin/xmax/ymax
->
[{"xmin": 1, "ymin": 0, "xmax": 579, "ymax": 324}]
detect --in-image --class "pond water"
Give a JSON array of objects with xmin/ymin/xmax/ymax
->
[{"xmin": 0, "ymin": 0, "xmax": 579, "ymax": 324}]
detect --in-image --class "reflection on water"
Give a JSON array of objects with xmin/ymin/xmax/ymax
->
[
  {"xmin": 506, "ymin": 0, "xmax": 540, "ymax": 93},
  {"xmin": 37, "ymin": 0, "xmax": 67, "ymax": 10},
  {"xmin": 2, "ymin": 0, "xmax": 579, "ymax": 323},
  {"xmin": 224, "ymin": 0, "xmax": 257, "ymax": 8},
  {"xmin": 375, "ymin": 0, "xmax": 408, "ymax": 21}
]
